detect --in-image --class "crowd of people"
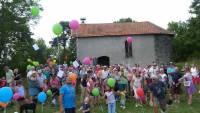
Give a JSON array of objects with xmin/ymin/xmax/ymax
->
[{"xmin": 0, "ymin": 60, "xmax": 200, "ymax": 113}]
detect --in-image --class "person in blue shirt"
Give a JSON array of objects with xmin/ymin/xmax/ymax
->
[
  {"xmin": 59, "ymin": 76, "xmax": 76, "ymax": 113},
  {"xmin": 167, "ymin": 62, "xmax": 176, "ymax": 88}
]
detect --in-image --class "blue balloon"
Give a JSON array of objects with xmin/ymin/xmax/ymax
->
[
  {"xmin": 0, "ymin": 87, "xmax": 13, "ymax": 103},
  {"xmin": 37, "ymin": 92, "xmax": 47, "ymax": 103}
]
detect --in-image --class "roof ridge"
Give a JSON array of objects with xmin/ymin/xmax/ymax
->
[
  {"xmin": 75, "ymin": 21, "xmax": 174, "ymax": 37},
  {"xmin": 80, "ymin": 21, "xmax": 149, "ymax": 25}
]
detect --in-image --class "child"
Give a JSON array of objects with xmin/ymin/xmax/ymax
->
[
  {"xmin": 15, "ymin": 80, "xmax": 25, "ymax": 100},
  {"xmin": 79, "ymin": 97, "xmax": 90, "ymax": 113},
  {"xmin": 19, "ymin": 98, "xmax": 37, "ymax": 113},
  {"xmin": 50, "ymin": 75, "xmax": 60, "ymax": 105},
  {"xmin": 132, "ymin": 71, "xmax": 143, "ymax": 107},
  {"xmin": 105, "ymin": 87, "xmax": 116, "ymax": 113},
  {"xmin": 14, "ymin": 80, "xmax": 25, "ymax": 112},
  {"xmin": 159, "ymin": 69, "xmax": 167, "ymax": 86},
  {"xmin": 119, "ymin": 90, "xmax": 126, "ymax": 109},
  {"xmin": 41, "ymin": 79, "xmax": 49, "ymax": 92},
  {"xmin": 190, "ymin": 64, "xmax": 200, "ymax": 93},
  {"xmin": 80, "ymin": 75, "xmax": 88, "ymax": 102}
]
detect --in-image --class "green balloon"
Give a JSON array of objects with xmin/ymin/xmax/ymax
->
[
  {"xmin": 92, "ymin": 88, "xmax": 100, "ymax": 96},
  {"xmin": 32, "ymin": 61, "xmax": 39, "ymax": 66},
  {"xmin": 47, "ymin": 90, "xmax": 52, "ymax": 96},
  {"xmin": 53, "ymin": 23, "xmax": 63, "ymax": 36},
  {"xmin": 27, "ymin": 58, "xmax": 32, "ymax": 62},
  {"xmin": 31, "ymin": 6, "xmax": 40, "ymax": 17},
  {"xmin": 107, "ymin": 78, "xmax": 116, "ymax": 88},
  {"xmin": 27, "ymin": 65, "xmax": 32, "ymax": 70}
]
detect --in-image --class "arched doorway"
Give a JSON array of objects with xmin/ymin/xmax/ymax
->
[{"xmin": 97, "ymin": 56, "xmax": 110, "ymax": 66}]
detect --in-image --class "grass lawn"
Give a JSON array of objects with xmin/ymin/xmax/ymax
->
[{"xmin": 6, "ymin": 87, "xmax": 200, "ymax": 113}]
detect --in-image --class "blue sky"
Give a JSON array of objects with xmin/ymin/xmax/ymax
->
[{"xmin": 32, "ymin": 0, "xmax": 193, "ymax": 44}]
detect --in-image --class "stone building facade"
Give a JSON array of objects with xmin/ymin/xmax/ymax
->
[{"xmin": 74, "ymin": 22, "xmax": 174, "ymax": 66}]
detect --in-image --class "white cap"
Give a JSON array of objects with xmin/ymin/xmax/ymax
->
[{"xmin": 151, "ymin": 75, "xmax": 158, "ymax": 79}]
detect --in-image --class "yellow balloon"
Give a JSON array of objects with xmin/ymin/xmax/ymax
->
[{"xmin": 53, "ymin": 60, "xmax": 56, "ymax": 63}]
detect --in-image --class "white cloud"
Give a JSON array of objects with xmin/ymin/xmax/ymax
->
[{"xmin": 32, "ymin": 0, "xmax": 193, "ymax": 44}]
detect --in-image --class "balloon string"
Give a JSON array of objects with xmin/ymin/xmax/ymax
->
[
  {"xmin": 4, "ymin": 107, "xmax": 6, "ymax": 113},
  {"xmin": 42, "ymin": 103, "xmax": 44, "ymax": 113}
]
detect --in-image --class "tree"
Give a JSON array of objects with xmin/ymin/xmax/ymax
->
[
  {"xmin": 0, "ymin": 0, "xmax": 41, "ymax": 74},
  {"xmin": 190, "ymin": 0, "xmax": 200, "ymax": 16},
  {"xmin": 168, "ymin": 0, "xmax": 200, "ymax": 61},
  {"xmin": 34, "ymin": 38, "xmax": 48, "ymax": 64},
  {"xmin": 51, "ymin": 21, "xmax": 76, "ymax": 64},
  {"xmin": 114, "ymin": 17, "xmax": 136, "ymax": 23},
  {"xmin": 167, "ymin": 21, "xmax": 189, "ymax": 61}
]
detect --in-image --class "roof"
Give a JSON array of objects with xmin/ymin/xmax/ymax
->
[{"xmin": 72, "ymin": 21, "xmax": 174, "ymax": 38}]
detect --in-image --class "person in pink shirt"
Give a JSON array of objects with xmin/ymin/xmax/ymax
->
[{"xmin": 50, "ymin": 74, "xmax": 60, "ymax": 105}]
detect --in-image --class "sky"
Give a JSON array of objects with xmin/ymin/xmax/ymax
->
[{"xmin": 32, "ymin": 0, "xmax": 193, "ymax": 44}]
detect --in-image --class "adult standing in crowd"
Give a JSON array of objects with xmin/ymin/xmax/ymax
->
[
  {"xmin": 59, "ymin": 76, "xmax": 76, "ymax": 113},
  {"xmin": 4, "ymin": 65, "xmax": 14, "ymax": 86}
]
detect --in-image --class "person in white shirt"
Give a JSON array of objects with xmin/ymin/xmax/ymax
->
[
  {"xmin": 191, "ymin": 64, "xmax": 199, "ymax": 78},
  {"xmin": 159, "ymin": 68, "xmax": 167, "ymax": 85},
  {"xmin": 148, "ymin": 62, "xmax": 159, "ymax": 78},
  {"xmin": 105, "ymin": 88, "xmax": 116, "ymax": 113},
  {"xmin": 190, "ymin": 64, "xmax": 200, "ymax": 93},
  {"xmin": 27, "ymin": 67, "xmax": 35, "ymax": 79},
  {"xmin": 101, "ymin": 66, "xmax": 109, "ymax": 80}
]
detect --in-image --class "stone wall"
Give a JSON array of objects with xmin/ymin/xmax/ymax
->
[
  {"xmin": 154, "ymin": 35, "xmax": 172, "ymax": 65},
  {"xmin": 76, "ymin": 35, "xmax": 157, "ymax": 66}
]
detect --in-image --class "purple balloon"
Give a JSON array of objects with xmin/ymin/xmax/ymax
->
[
  {"xmin": 127, "ymin": 36, "xmax": 133, "ymax": 43},
  {"xmin": 69, "ymin": 20, "xmax": 79, "ymax": 30},
  {"xmin": 83, "ymin": 57, "xmax": 91, "ymax": 65}
]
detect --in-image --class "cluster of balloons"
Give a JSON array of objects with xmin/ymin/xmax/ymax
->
[
  {"xmin": 27, "ymin": 59, "xmax": 40, "ymax": 69},
  {"xmin": 27, "ymin": 64, "xmax": 34, "ymax": 70},
  {"xmin": 52, "ymin": 20, "xmax": 80, "ymax": 36}
]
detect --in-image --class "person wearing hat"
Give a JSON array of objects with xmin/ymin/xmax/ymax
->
[
  {"xmin": 149, "ymin": 76, "xmax": 166, "ymax": 113},
  {"xmin": 59, "ymin": 76, "xmax": 76, "ymax": 113}
]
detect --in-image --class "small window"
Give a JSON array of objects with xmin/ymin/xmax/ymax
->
[{"xmin": 125, "ymin": 40, "xmax": 133, "ymax": 58}]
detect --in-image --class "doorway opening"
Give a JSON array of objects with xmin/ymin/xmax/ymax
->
[{"xmin": 97, "ymin": 56, "xmax": 110, "ymax": 66}]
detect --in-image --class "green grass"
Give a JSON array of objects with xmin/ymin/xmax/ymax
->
[
  {"xmin": 175, "ymin": 60, "xmax": 200, "ymax": 68},
  {"xmin": 6, "ymin": 89, "xmax": 200, "ymax": 113}
]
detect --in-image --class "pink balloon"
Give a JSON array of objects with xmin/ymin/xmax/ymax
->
[
  {"xmin": 13, "ymin": 93, "xmax": 20, "ymax": 100},
  {"xmin": 69, "ymin": 20, "xmax": 79, "ymax": 30},
  {"xmin": 83, "ymin": 57, "xmax": 91, "ymax": 65},
  {"xmin": 127, "ymin": 36, "xmax": 133, "ymax": 43}
]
